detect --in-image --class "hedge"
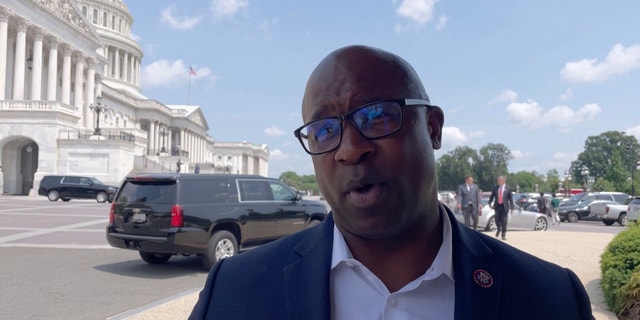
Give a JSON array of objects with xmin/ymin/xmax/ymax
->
[{"xmin": 600, "ymin": 222, "xmax": 640, "ymax": 316}]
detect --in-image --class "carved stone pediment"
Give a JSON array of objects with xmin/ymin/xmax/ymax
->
[{"xmin": 33, "ymin": 0, "xmax": 101, "ymax": 43}]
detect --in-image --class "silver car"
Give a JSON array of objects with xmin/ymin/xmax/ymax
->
[{"xmin": 452, "ymin": 198, "xmax": 548, "ymax": 231}]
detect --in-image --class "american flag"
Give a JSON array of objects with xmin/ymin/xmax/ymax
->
[{"xmin": 190, "ymin": 66, "xmax": 197, "ymax": 76}]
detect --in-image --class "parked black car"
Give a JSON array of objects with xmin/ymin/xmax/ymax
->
[
  {"xmin": 38, "ymin": 175, "xmax": 118, "ymax": 203},
  {"xmin": 106, "ymin": 173, "xmax": 329, "ymax": 269}
]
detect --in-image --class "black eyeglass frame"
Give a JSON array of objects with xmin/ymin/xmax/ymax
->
[{"xmin": 293, "ymin": 98, "xmax": 434, "ymax": 155}]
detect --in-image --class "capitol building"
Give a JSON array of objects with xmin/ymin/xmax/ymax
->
[{"xmin": 0, "ymin": 0, "xmax": 270, "ymax": 195}]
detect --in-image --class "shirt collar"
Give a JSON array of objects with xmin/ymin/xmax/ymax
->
[{"xmin": 330, "ymin": 204, "xmax": 454, "ymax": 281}]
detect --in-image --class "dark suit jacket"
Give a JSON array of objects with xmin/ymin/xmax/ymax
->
[
  {"xmin": 456, "ymin": 183, "xmax": 482, "ymax": 213},
  {"xmin": 189, "ymin": 208, "xmax": 593, "ymax": 320},
  {"xmin": 488, "ymin": 184, "xmax": 515, "ymax": 212}
]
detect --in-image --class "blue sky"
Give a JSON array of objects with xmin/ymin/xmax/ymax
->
[{"xmin": 125, "ymin": 0, "xmax": 640, "ymax": 179}]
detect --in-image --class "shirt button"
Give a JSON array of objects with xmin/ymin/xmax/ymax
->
[{"xmin": 389, "ymin": 298, "xmax": 397, "ymax": 307}]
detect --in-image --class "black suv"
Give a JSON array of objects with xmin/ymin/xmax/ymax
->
[
  {"xmin": 106, "ymin": 173, "xmax": 329, "ymax": 269},
  {"xmin": 38, "ymin": 175, "xmax": 118, "ymax": 203}
]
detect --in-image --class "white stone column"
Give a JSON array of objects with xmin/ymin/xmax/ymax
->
[
  {"xmin": 132, "ymin": 57, "xmax": 137, "ymax": 85},
  {"xmin": 30, "ymin": 27, "xmax": 44, "ymax": 100},
  {"xmin": 103, "ymin": 46, "xmax": 109, "ymax": 75},
  {"xmin": 85, "ymin": 59, "xmax": 95, "ymax": 128},
  {"xmin": 180, "ymin": 129, "xmax": 185, "ymax": 155},
  {"xmin": 136, "ymin": 57, "xmax": 141, "ymax": 86},
  {"xmin": 123, "ymin": 51, "xmax": 129, "ymax": 82},
  {"xmin": 95, "ymin": 74, "xmax": 102, "ymax": 97},
  {"xmin": 12, "ymin": 18, "xmax": 28, "ymax": 100},
  {"xmin": 61, "ymin": 45, "xmax": 72, "ymax": 104},
  {"xmin": 114, "ymin": 48, "xmax": 120, "ymax": 79},
  {"xmin": 73, "ymin": 53, "xmax": 84, "ymax": 110},
  {"xmin": 46, "ymin": 37, "xmax": 59, "ymax": 101},
  {"xmin": 149, "ymin": 121, "xmax": 155, "ymax": 155},
  {"xmin": 0, "ymin": 8, "xmax": 10, "ymax": 100}
]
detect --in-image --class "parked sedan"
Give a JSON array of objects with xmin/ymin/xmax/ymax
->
[{"xmin": 452, "ymin": 198, "xmax": 548, "ymax": 231}]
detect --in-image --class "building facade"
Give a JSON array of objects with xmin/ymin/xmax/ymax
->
[{"xmin": 0, "ymin": 0, "xmax": 269, "ymax": 195}]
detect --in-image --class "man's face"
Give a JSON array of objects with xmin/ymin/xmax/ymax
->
[
  {"xmin": 498, "ymin": 177, "xmax": 506, "ymax": 186},
  {"xmin": 466, "ymin": 177, "xmax": 473, "ymax": 185},
  {"xmin": 301, "ymin": 46, "xmax": 444, "ymax": 240}
]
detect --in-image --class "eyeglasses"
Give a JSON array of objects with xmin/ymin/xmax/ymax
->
[{"xmin": 294, "ymin": 99, "xmax": 434, "ymax": 155}]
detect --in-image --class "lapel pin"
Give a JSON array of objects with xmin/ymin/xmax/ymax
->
[{"xmin": 473, "ymin": 269, "xmax": 493, "ymax": 288}]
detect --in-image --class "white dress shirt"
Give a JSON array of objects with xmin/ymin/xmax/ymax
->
[{"xmin": 330, "ymin": 207, "xmax": 455, "ymax": 320}]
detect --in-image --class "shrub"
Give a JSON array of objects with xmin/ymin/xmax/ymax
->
[
  {"xmin": 618, "ymin": 271, "xmax": 640, "ymax": 320},
  {"xmin": 600, "ymin": 222, "xmax": 640, "ymax": 314}
]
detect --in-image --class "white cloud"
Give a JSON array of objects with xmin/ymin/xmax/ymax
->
[
  {"xmin": 488, "ymin": 89, "xmax": 518, "ymax": 105},
  {"xmin": 560, "ymin": 43, "xmax": 640, "ymax": 83},
  {"xmin": 141, "ymin": 60, "xmax": 213, "ymax": 89},
  {"xmin": 394, "ymin": 0, "xmax": 438, "ymax": 31},
  {"xmin": 264, "ymin": 125, "xmax": 285, "ymax": 137},
  {"xmin": 511, "ymin": 150, "xmax": 533, "ymax": 160},
  {"xmin": 269, "ymin": 149, "xmax": 290, "ymax": 161},
  {"xmin": 441, "ymin": 126, "xmax": 468, "ymax": 150},
  {"xmin": 210, "ymin": 0, "xmax": 249, "ymax": 21},
  {"xmin": 559, "ymin": 88, "xmax": 573, "ymax": 101},
  {"xmin": 506, "ymin": 100, "xmax": 601, "ymax": 131},
  {"xmin": 468, "ymin": 130, "xmax": 486, "ymax": 139},
  {"xmin": 435, "ymin": 15, "xmax": 448, "ymax": 30},
  {"xmin": 626, "ymin": 125, "xmax": 640, "ymax": 141},
  {"xmin": 160, "ymin": 6, "xmax": 202, "ymax": 30}
]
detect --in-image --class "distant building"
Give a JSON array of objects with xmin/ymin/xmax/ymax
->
[{"xmin": 0, "ymin": 0, "xmax": 268, "ymax": 195}]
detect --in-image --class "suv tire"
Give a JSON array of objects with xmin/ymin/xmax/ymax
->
[
  {"xmin": 139, "ymin": 251, "xmax": 171, "ymax": 264},
  {"xmin": 95, "ymin": 192, "xmax": 108, "ymax": 203},
  {"xmin": 619, "ymin": 213, "xmax": 628, "ymax": 226},
  {"xmin": 203, "ymin": 231, "xmax": 237, "ymax": 270},
  {"xmin": 47, "ymin": 190, "xmax": 60, "ymax": 201},
  {"xmin": 567, "ymin": 212, "xmax": 579, "ymax": 223}
]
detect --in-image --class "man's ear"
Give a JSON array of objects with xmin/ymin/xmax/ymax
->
[{"xmin": 427, "ymin": 106, "xmax": 444, "ymax": 150}]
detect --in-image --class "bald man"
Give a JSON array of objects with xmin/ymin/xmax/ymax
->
[{"xmin": 189, "ymin": 45, "xmax": 593, "ymax": 319}]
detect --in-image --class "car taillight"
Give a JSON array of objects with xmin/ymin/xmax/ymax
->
[
  {"xmin": 606, "ymin": 207, "xmax": 610, "ymax": 214},
  {"xmin": 109, "ymin": 203, "xmax": 115, "ymax": 223},
  {"xmin": 171, "ymin": 204, "xmax": 183, "ymax": 228}
]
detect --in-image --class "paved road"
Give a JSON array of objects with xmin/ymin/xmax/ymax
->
[
  {"xmin": 0, "ymin": 196, "xmax": 624, "ymax": 319},
  {"xmin": 0, "ymin": 196, "xmax": 208, "ymax": 320}
]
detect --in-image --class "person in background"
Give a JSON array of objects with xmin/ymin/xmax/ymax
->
[
  {"xmin": 488, "ymin": 176, "xmax": 515, "ymax": 240},
  {"xmin": 456, "ymin": 176, "xmax": 482, "ymax": 230},
  {"xmin": 536, "ymin": 192, "xmax": 547, "ymax": 215},
  {"xmin": 550, "ymin": 192, "xmax": 561, "ymax": 225}
]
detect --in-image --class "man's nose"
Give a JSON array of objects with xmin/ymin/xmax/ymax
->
[{"xmin": 334, "ymin": 121, "xmax": 375, "ymax": 164}]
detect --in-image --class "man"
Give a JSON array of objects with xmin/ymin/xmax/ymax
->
[
  {"xmin": 456, "ymin": 176, "xmax": 482, "ymax": 230},
  {"xmin": 488, "ymin": 176, "xmax": 515, "ymax": 240},
  {"xmin": 537, "ymin": 192, "xmax": 547, "ymax": 214},
  {"xmin": 189, "ymin": 45, "xmax": 593, "ymax": 319},
  {"xmin": 551, "ymin": 192, "xmax": 561, "ymax": 225}
]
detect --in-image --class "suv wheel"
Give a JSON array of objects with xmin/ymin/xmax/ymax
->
[
  {"xmin": 567, "ymin": 212, "xmax": 579, "ymax": 223},
  {"xmin": 203, "ymin": 231, "xmax": 237, "ymax": 270},
  {"xmin": 95, "ymin": 192, "xmax": 108, "ymax": 203},
  {"xmin": 139, "ymin": 251, "xmax": 171, "ymax": 264},
  {"xmin": 47, "ymin": 190, "xmax": 60, "ymax": 201}
]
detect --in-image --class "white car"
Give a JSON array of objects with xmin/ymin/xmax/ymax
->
[
  {"xmin": 451, "ymin": 198, "xmax": 548, "ymax": 231},
  {"xmin": 628, "ymin": 197, "xmax": 640, "ymax": 222}
]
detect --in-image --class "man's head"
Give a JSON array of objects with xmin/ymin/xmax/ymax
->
[
  {"xmin": 497, "ymin": 176, "xmax": 506, "ymax": 186},
  {"xmin": 465, "ymin": 176, "xmax": 474, "ymax": 185},
  {"xmin": 298, "ymin": 45, "xmax": 444, "ymax": 240}
]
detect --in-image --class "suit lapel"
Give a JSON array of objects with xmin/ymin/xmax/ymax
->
[
  {"xmin": 446, "ymin": 208, "xmax": 502, "ymax": 320},
  {"xmin": 284, "ymin": 214, "xmax": 334, "ymax": 320}
]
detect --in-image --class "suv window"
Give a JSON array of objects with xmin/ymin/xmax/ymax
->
[
  {"xmin": 269, "ymin": 181, "xmax": 295, "ymax": 201},
  {"xmin": 79, "ymin": 177, "xmax": 93, "ymax": 185},
  {"xmin": 117, "ymin": 180, "xmax": 177, "ymax": 204},
  {"xmin": 181, "ymin": 179, "xmax": 233, "ymax": 204},
  {"xmin": 594, "ymin": 194, "xmax": 613, "ymax": 201},
  {"xmin": 238, "ymin": 180, "xmax": 270, "ymax": 201},
  {"xmin": 63, "ymin": 176, "xmax": 80, "ymax": 184}
]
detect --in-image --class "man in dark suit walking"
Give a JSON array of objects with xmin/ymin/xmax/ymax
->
[
  {"xmin": 189, "ymin": 45, "xmax": 593, "ymax": 319},
  {"xmin": 456, "ymin": 176, "xmax": 482, "ymax": 230},
  {"xmin": 488, "ymin": 175, "xmax": 515, "ymax": 240}
]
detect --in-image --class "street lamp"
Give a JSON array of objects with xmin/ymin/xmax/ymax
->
[
  {"xmin": 159, "ymin": 127, "xmax": 169, "ymax": 154},
  {"xmin": 626, "ymin": 143, "xmax": 637, "ymax": 196},
  {"xmin": 564, "ymin": 170, "xmax": 572, "ymax": 197},
  {"xmin": 89, "ymin": 96, "xmax": 107, "ymax": 135},
  {"xmin": 580, "ymin": 166, "xmax": 589, "ymax": 192}
]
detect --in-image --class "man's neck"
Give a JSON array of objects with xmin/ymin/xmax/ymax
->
[{"xmin": 338, "ymin": 214, "xmax": 443, "ymax": 293}]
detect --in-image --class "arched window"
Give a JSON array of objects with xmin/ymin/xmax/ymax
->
[
  {"xmin": 111, "ymin": 15, "xmax": 115, "ymax": 30},
  {"xmin": 103, "ymin": 12, "xmax": 107, "ymax": 27},
  {"xmin": 82, "ymin": 7, "xmax": 87, "ymax": 17},
  {"xmin": 93, "ymin": 9, "xmax": 98, "ymax": 24}
]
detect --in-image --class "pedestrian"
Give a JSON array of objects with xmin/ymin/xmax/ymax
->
[
  {"xmin": 194, "ymin": 164, "xmax": 200, "ymax": 174},
  {"xmin": 551, "ymin": 192, "xmax": 561, "ymax": 225},
  {"xmin": 488, "ymin": 176, "xmax": 515, "ymax": 240},
  {"xmin": 537, "ymin": 192, "xmax": 547, "ymax": 214},
  {"xmin": 456, "ymin": 176, "xmax": 483, "ymax": 230},
  {"xmin": 189, "ymin": 45, "xmax": 592, "ymax": 319}
]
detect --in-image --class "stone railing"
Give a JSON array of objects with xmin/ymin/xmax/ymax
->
[{"xmin": 0, "ymin": 100, "xmax": 77, "ymax": 114}]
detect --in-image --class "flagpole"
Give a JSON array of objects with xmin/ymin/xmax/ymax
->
[{"xmin": 188, "ymin": 69, "xmax": 192, "ymax": 105}]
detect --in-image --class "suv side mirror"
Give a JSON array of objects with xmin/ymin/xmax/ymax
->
[{"xmin": 295, "ymin": 192, "xmax": 303, "ymax": 201}]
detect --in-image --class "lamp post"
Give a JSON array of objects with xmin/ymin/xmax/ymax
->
[
  {"xmin": 89, "ymin": 96, "xmax": 107, "ymax": 135},
  {"xmin": 159, "ymin": 127, "xmax": 169, "ymax": 154},
  {"xmin": 580, "ymin": 166, "xmax": 589, "ymax": 192},
  {"xmin": 626, "ymin": 143, "xmax": 637, "ymax": 196},
  {"xmin": 564, "ymin": 171, "xmax": 572, "ymax": 197}
]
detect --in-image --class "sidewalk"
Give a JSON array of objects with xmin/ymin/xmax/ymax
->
[{"xmin": 114, "ymin": 230, "xmax": 618, "ymax": 319}]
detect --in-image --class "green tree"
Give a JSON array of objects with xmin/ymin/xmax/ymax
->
[
  {"xmin": 475, "ymin": 143, "xmax": 513, "ymax": 191},
  {"xmin": 507, "ymin": 171, "xmax": 543, "ymax": 193},
  {"xmin": 544, "ymin": 169, "xmax": 561, "ymax": 193},
  {"xmin": 279, "ymin": 171, "xmax": 302, "ymax": 190},
  {"xmin": 436, "ymin": 146, "xmax": 479, "ymax": 191}
]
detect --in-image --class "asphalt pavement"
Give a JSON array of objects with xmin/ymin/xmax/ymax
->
[{"xmin": 115, "ymin": 228, "xmax": 619, "ymax": 320}]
